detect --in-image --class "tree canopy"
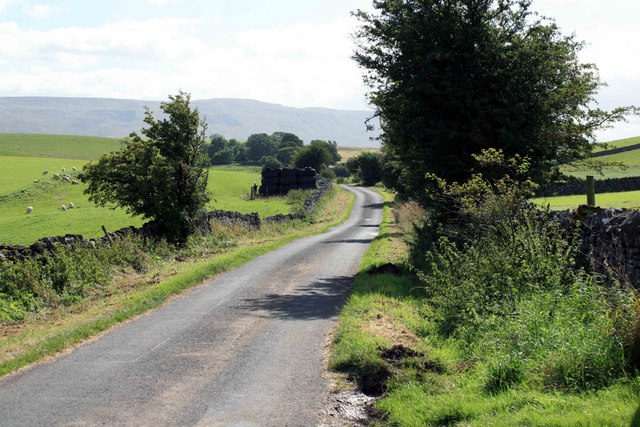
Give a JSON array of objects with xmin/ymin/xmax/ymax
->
[
  {"xmin": 346, "ymin": 151, "xmax": 383, "ymax": 186},
  {"xmin": 82, "ymin": 92, "xmax": 210, "ymax": 244},
  {"xmin": 310, "ymin": 140, "xmax": 341, "ymax": 165},
  {"xmin": 246, "ymin": 133, "xmax": 277, "ymax": 161},
  {"xmin": 354, "ymin": 0, "xmax": 635, "ymax": 204},
  {"xmin": 294, "ymin": 144, "xmax": 333, "ymax": 172}
]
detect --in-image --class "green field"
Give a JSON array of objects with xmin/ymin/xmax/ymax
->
[
  {"xmin": 533, "ymin": 190, "xmax": 640, "ymax": 210},
  {"xmin": 0, "ymin": 134, "xmax": 295, "ymax": 245},
  {"xmin": 0, "ymin": 133, "xmax": 121, "ymax": 160},
  {"xmin": 596, "ymin": 135, "xmax": 640, "ymax": 151},
  {"xmin": 562, "ymin": 165, "xmax": 640, "ymax": 180},
  {"xmin": 564, "ymin": 136, "xmax": 640, "ymax": 179},
  {"xmin": 540, "ymin": 135, "xmax": 640, "ymax": 208},
  {"xmin": 206, "ymin": 165, "xmax": 289, "ymax": 216}
]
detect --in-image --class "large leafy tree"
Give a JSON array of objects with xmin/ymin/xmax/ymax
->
[
  {"xmin": 310, "ymin": 140, "xmax": 341, "ymax": 165},
  {"xmin": 354, "ymin": 0, "xmax": 635, "ymax": 204},
  {"xmin": 294, "ymin": 144, "xmax": 333, "ymax": 172},
  {"xmin": 82, "ymin": 92, "xmax": 210, "ymax": 244},
  {"xmin": 272, "ymin": 131, "xmax": 304, "ymax": 148},
  {"xmin": 246, "ymin": 133, "xmax": 277, "ymax": 161}
]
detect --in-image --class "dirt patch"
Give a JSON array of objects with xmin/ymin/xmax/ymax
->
[
  {"xmin": 381, "ymin": 344, "xmax": 446, "ymax": 375},
  {"xmin": 322, "ymin": 389, "xmax": 381, "ymax": 426},
  {"xmin": 358, "ymin": 365, "xmax": 391, "ymax": 397},
  {"xmin": 366, "ymin": 263, "xmax": 404, "ymax": 276},
  {"xmin": 380, "ymin": 344, "xmax": 423, "ymax": 361},
  {"xmin": 361, "ymin": 316, "xmax": 418, "ymax": 349}
]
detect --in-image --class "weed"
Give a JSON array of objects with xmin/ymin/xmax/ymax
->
[{"xmin": 484, "ymin": 354, "xmax": 525, "ymax": 393}]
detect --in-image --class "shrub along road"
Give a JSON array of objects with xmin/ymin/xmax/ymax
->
[{"xmin": 0, "ymin": 185, "xmax": 382, "ymax": 425}]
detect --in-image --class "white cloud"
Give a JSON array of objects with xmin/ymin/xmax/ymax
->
[
  {"xmin": 0, "ymin": 18, "xmax": 207, "ymax": 67},
  {"xmin": 0, "ymin": 0, "xmax": 17, "ymax": 12},
  {"xmin": 0, "ymin": 16, "xmax": 367, "ymax": 109},
  {"xmin": 26, "ymin": 3, "xmax": 60, "ymax": 18}
]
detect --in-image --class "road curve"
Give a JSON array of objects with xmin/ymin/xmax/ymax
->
[{"xmin": 0, "ymin": 185, "xmax": 383, "ymax": 426}]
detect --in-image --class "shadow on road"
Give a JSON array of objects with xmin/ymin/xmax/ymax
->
[
  {"xmin": 236, "ymin": 276, "xmax": 354, "ymax": 320},
  {"xmin": 362, "ymin": 201, "xmax": 391, "ymax": 210},
  {"xmin": 323, "ymin": 238, "xmax": 375, "ymax": 244}
]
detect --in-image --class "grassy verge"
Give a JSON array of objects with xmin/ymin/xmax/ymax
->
[
  {"xmin": 330, "ymin": 190, "xmax": 640, "ymax": 426},
  {"xmin": 0, "ymin": 186, "xmax": 355, "ymax": 377}
]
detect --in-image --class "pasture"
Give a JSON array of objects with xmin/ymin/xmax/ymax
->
[
  {"xmin": 337, "ymin": 146, "xmax": 380, "ymax": 162},
  {"xmin": 0, "ymin": 155, "xmax": 143, "ymax": 245},
  {"xmin": 540, "ymin": 135, "xmax": 640, "ymax": 209},
  {"xmin": 596, "ymin": 135, "xmax": 640, "ymax": 151},
  {"xmin": 0, "ymin": 134, "xmax": 298, "ymax": 246},
  {"xmin": 0, "ymin": 133, "xmax": 120, "ymax": 160},
  {"xmin": 207, "ymin": 165, "xmax": 289, "ymax": 216},
  {"xmin": 532, "ymin": 190, "xmax": 640, "ymax": 211},
  {"xmin": 564, "ymin": 136, "xmax": 640, "ymax": 179}
]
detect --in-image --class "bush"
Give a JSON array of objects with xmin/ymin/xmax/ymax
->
[
  {"xmin": 261, "ymin": 155, "xmax": 282, "ymax": 169},
  {"xmin": 346, "ymin": 152, "xmax": 383, "ymax": 186},
  {"xmin": 320, "ymin": 166, "xmax": 336, "ymax": 181},
  {"xmin": 333, "ymin": 164, "xmax": 350, "ymax": 178},
  {"xmin": 0, "ymin": 236, "xmax": 157, "ymax": 321},
  {"xmin": 415, "ymin": 149, "xmax": 639, "ymax": 392},
  {"xmin": 82, "ymin": 92, "xmax": 210, "ymax": 244}
]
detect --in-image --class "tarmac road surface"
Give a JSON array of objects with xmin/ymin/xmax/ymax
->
[{"xmin": 0, "ymin": 185, "xmax": 383, "ymax": 426}]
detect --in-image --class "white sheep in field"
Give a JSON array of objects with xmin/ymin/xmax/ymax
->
[
  {"xmin": 68, "ymin": 202, "xmax": 75, "ymax": 209},
  {"xmin": 42, "ymin": 170, "xmax": 49, "ymax": 175},
  {"xmin": 61, "ymin": 167, "xmax": 66, "ymax": 173},
  {"xmin": 26, "ymin": 206, "xmax": 33, "ymax": 214},
  {"xmin": 72, "ymin": 166, "xmax": 77, "ymax": 172},
  {"xmin": 33, "ymin": 179, "xmax": 40, "ymax": 183},
  {"xmin": 53, "ymin": 173, "xmax": 61, "ymax": 179},
  {"xmin": 71, "ymin": 180, "xmax": 79, "ymax": 185},
  {"xmin": 60, "ymin": 205, "xmax": 67, "ymax": 211},
  {"xmin": 63, "ymin": 176, "xmax": 71, "ymax": 182}
]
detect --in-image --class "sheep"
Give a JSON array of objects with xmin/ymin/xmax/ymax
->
[
  {"xmin": 63, "ymin": 176, "xmax": 71, "ymax": 182},
  {"xmin": 42, "ymin": 170, "xmax": 49, "ymax": 175},
  {"xmin": 60, "ymin": 205, "xmax": 67, "ymax": 211},
  {"xmin": 26, "ymin": 206, "xmax": 33, "ymax": 214},
  {"xmin": 68, "ymin": 202, "xmax": 75, "ymax": 209},
  {"xmin": 61, "ymin": 167, "xmax": 66, "ymax": 173},
  {"xmin": 71, "ymin": 180, "xmax": 79, "ymax": 185},
  {"xmin": 33, "ymin": 179, "xmax": 40, "ymax": 183},
  {"xmin": 72, "ymin": 166, "xmax": 77, "ymax": 172},
  {"xmin": 53, "ymin": 173, "xmax": 61, "ymax": 179}
]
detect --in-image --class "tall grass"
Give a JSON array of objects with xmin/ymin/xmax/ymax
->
[
  {"xmin": 331, "ymin": 152, "xmax": 640, "ymax": 425},
  {"xmin": 421, "ymin": 208, "xmax": 637, "ymax": 392}
]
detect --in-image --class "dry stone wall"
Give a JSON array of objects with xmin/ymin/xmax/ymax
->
[{"xmin": 550, "ymin": 205, "xmax": 640, "ymax": 287}]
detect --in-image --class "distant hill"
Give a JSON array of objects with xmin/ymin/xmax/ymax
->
[{"xmin": 0, "ymin": 97, "xmax": 380, "ymax": 148}]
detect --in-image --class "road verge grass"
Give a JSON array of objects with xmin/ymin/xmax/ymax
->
[
  {"xmin": 330, "ymin": 190, "xmax": 640, "ymax": 426},
  {"xmin": 0, "ymin": 186, "xmax": 355, "ymax": 377}
]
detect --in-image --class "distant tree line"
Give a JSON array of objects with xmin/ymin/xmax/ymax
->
[{"xmin": 204, "ymin": 131, "xmax": 342, "ymax": 175}]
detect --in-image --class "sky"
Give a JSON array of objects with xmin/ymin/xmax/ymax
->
[{"xmin": 0, "ymin": 0, "xmax": 638, "ymax": 142}]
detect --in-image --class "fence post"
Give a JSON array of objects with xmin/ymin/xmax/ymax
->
[
  {"xmin": 586, "ymin": 175, "xmax": 596, "ymax": 206},
  {"xmin": 101, "ymin": 225, "xmax": 114, "ymax": 245}
]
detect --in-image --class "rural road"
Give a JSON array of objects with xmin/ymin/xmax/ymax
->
[{"xmin": 0, "ymin": 185, "xmax": 383, "ymax": 426}]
